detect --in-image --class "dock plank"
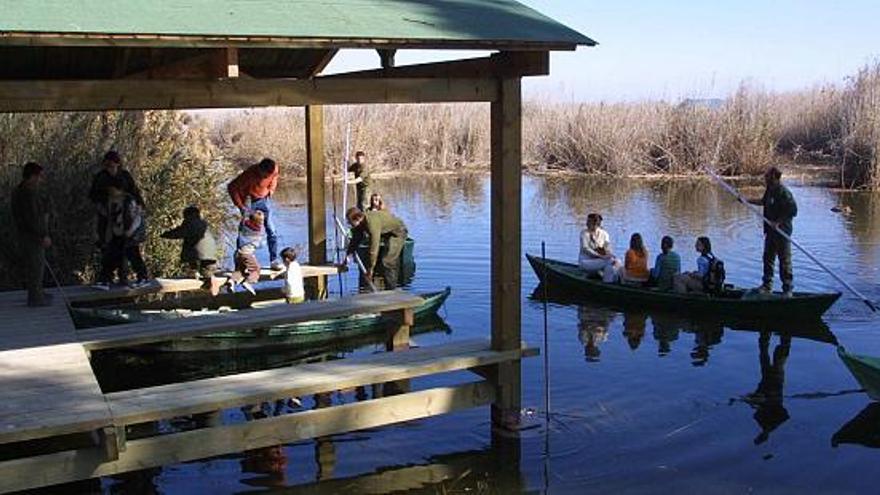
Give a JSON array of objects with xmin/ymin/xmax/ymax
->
[
  {"xmin": 106, "ymin": 339, "xmax": 536, "ymax": 425},
  {"xmin": 80, "ymin": 290, "xmax": 424, "ymax": 351}
]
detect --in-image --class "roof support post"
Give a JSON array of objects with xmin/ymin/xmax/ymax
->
[
  {"xmin": 306, "ymin": 105, "xmax": 327, "ymax": 299},
  {"xmin": 489, "ymin": 76, "xmax": 522, "ymax": 432}
]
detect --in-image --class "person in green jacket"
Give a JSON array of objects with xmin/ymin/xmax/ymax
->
[
  {"xmin": 345, "ymin": 206, "xmax": 408, "ymax": 289},
  {"xmin": 11, "ymin": 162, "xmax": 52, "ymax": 307},
  {"xmin": 160, "ymin": 205, "xmax": 218, "ymax": 280},
  {"xmin": 347, "ymin": 151, "xmax": 371, "ymax": 211},
  {"xmin": 748, "ymin": 166, "xmax": 798, "ymax": 297}
]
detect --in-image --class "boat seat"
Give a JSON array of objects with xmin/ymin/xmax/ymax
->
[
  {"xmin": 105, "ymin": 338, "xmax": 538, "ymax": 426},
  {"xmin": 78, "ymin": 290, "xmax": 424, "ymax": 351}
]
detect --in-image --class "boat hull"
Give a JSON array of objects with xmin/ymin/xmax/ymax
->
[{"xmin": 527, "ymin": 254, "xmax": 840, "ymax": 321}]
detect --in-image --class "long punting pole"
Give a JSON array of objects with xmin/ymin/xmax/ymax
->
[
  {"xmin": 704, "ymin": 166, "xmax": 877, "ymax": 312},
  {"xmin": 341, "ymin": 122, "xmax": 351, "ymax": 215}
]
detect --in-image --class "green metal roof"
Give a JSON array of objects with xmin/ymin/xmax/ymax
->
[{"xmin": 0, "ymin": 0, "xmax": 595, "ymax": 49}]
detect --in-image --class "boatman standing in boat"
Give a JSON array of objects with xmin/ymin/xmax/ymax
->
[
  {"xmin": 347, "ymin": 151, "xmax": 371, "ymax": 211},
  {"xmin": 746, "ymin": 166, "xmax": 798, "ymax": 297},
  {"xmin": 344, "ymin": 207, "xmax": 408, "ymax": 289}
]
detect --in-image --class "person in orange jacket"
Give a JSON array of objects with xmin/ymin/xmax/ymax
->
[{"xmin": 228, "ymin": 158, "xmax": 281, "ymax": 269}]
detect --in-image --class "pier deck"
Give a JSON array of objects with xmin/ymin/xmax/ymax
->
[{"xmin": 0, "ymin": 284, "xmax": 534, "ymax": 493}]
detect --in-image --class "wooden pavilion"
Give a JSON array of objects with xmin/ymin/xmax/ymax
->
[{"xmin": 0, "ymin": 1, "xmax": 594, "ymax": 491}]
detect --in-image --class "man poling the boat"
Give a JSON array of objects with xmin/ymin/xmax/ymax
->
[
  {"xmin": 344, "ymin": 207, "xmax": 409, "ymax": 290},
  {"xmin": 704, "ymin": 164, "xmax": 877, "ymax": 312},
  {"xmin": 741, "ymin": 167, "xmax": 797, "ymax": 298}
]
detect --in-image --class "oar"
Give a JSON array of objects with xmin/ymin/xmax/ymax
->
[
  {"xmin": 333, "ymin": 215, "xmax": 379, "ymax": 293},
  {"xmin": 703, "ymin": 166, "xmax": 878, "ymax": 312}
]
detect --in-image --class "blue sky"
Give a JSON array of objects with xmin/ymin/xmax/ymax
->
[{"xmin": 324, "ymin": 0, "xmax": 880, "ymax": 102}]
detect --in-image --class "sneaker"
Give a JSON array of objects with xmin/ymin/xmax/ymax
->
[
  {"xmin": 241, "ymin": 281, "xmax": 257, "ymax": 296},
  {"xmin": 91, "ymin": 283, "xmax": 110, "ymax": 291},
  {"xmin": 756, "ymin": 285, "xmax": 771, "ymax": 295},
  {"xmin": 270, "ymin": 259, "xmax": 285, "ymax": 271}
]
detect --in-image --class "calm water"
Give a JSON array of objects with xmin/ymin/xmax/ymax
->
[{"xmin": 90, "ymin": 176, "xmax": 880, "ymax": 494}]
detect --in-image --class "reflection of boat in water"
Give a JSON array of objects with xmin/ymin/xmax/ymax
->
[
  {"xmin": 527, "ymin": 254, "xmax": 841, "ymax": 321},
  {"xmin": 531, "ymin": 284, "xmax": 838, "ymax": 346},
  {"xmin": 74, "ymin": 287, "xmax": 451, "ymax": 353},
  {"xmin": 832, "ymin": 403, "xmax": 880, "ymax": 448}
]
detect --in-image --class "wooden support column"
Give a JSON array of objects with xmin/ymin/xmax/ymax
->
[
  {"xmin": 490, "ymin": 77, "xmax": 522, "ymax": 432},
  {"xmin": 306, "ymin": 105, "xmax": 328, "ymax": 300},
  {"xmin": 382, "ymin": 307, "xmax": 414, "ymax": 395}
]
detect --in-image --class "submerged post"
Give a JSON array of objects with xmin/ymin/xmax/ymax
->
[
  {"xmin": 306, "ymin": 105, "xmax": 328, "ymax": 299},
  {"xmin": 490, "ymin": 76, "xmax": 522, "ymax": 431}
]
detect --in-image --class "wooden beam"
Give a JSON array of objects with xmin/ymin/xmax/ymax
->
[
  {"xmin": 326, "ymin": 51, "xmax": 549, "ymax": 80},
  {"xmin": 386, "ymin": 308, "xmax": 414, "ymax": 352},
  {"xmin": 304, "ymin": 49, "xmax": 338, "ymax": 78},
  {"xmin": 378, "ymin": 49, "xmax": 397, "ymax": 68},
  {"xmin": 0, "ymin": 77, "xmax": 497, "ymax": 112},
  {"xmin": 0, "ymin": 382, "xmax": 495, "ymax": 493},
  {"xmin": 0, "ymin": 32, "xmax": 583, "ymax": 51},
  {"xmin": 305, "ymin": 104, "xmax": 327, "ymax": 299},
  {"xmin": 105, "ymin": 339, "xmax": 532, "ymax": 426},
  {"xmin": 490, "ymin": 76, "xmax": 523, "ymax": 431}
]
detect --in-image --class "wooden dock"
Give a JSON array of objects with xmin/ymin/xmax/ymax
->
[{"xmin": 0, "ymin": 284, "xmax": 534, "ymax": 492}]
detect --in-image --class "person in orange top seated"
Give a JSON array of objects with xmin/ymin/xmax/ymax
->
[
  {"xmin": 228, "ymin": 158, "xmax": 282, "ymax": 269},
  {"xmin": 622, "ymin": 233, "xmax": 650, "ymax": 284}
]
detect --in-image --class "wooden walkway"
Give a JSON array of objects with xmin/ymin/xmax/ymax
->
[{"xmin": 0, "ymin": 283, "xmax": 534, "ymax": 493}]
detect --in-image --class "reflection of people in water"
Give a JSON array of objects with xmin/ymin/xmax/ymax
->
[
  {"xmin": 688, "ymin": 321, "xmax": 724, "ymax": 366},
  {"xmin": 622, "ymin": 312, "xmax": 647, "ymax": 350},
  {"xmin": 241, "ymin": 445, "xmax": 289, "ymax": 487},
  {"xmin": 651, "ymin": 314, "xmax": 681, "ymax": 356},
  {"xmin": 578, "ymin": 305, "xmax": 616, "ymax": 362},
  {"xmin": 745, "ymin": 331, "xmax": 791, "ymax": 445}
]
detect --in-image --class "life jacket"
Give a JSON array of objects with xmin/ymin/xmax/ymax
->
[{"xmin": 702, "ymin": 253, "xmax": 726, "ymax": 294}]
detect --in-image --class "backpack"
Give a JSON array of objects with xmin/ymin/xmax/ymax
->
[{"xmin": 702, "ymin": 254, "xmax": 726, "ymax": 294}]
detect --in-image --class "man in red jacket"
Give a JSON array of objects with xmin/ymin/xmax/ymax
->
[{"xmin": 228, "ymin": 158, "xmax": 281, "ymax": 269}]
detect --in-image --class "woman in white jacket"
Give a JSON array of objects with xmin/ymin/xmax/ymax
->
[{"xmin": 579, "ymin": 213, "xmax": 620, "ymax": 282}]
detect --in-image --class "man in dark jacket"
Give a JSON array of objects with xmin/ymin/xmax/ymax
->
[
  {"xmin": 160, "ymin": 205, "xmax": 218, "ymax": 279},
  {"xmin": 88, "ymin": 151, "xmax": 144, "ymax": 248},
  {"xmin": 11, "ymin": 162, "xmax": 52, "ymax": 306},
  {"xmin": 750, "ymin": 166, "xmax": 798, "ymax": 296},
  {"xmin": 345, "ymin": 207, "xmax": 408, "ymax": 289}
]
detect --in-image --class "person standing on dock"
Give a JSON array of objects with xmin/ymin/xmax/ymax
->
[
  {"xmin": 11, "ymin": 162, "xmax": 52, "ymax": 307},
  {"xmin": 344, "ymin": 207, "xmax": 408, "ymax": 289},
  {"xmin": 747, "ymin": 167, "xmax": 798, "ymax": 297},
  {"xmin": 160, "ymin": 206, "xmax": 218, "ymax": 281},
  {"xmin": 347, "ymin": 151, "xmax": 371, "ymax": 211},
  {"xmin": 228, "ymin": 158, "xmax": 281, "ymax": 269},
  {"xmin": 88, "ymin": 151, "xmax": 144, "ymax": 250}
]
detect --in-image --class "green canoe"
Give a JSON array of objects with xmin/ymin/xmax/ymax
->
[
  {"xmin": 74, "ymin": 287, "xmax": 451, "ymax": 352},
  {"xmin": 527, "ymin": 254, "xmax": 840, "ymax": 321},
  {"xmin": 838, "ymin": 347, "xmax": 880, "ymax": 401}
]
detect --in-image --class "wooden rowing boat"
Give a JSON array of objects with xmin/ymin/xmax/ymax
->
[
  {"xmin": 527, "ymin": 254, "xmax": 840, "ymax": 321},
  {"xmin": 73, "ymin": 287, "xmax": 451, "ymax": 352},
  {"xmin": 838, "ymin": 347, "xmax": 880, "ymax": 401}
]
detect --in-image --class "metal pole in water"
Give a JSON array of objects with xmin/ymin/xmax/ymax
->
[{"xmin": 541, "ymin": 241, "xmax": 551, "ymax": 491}]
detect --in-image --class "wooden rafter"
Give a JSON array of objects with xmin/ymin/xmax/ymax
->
[
  {"xmin": 0, "ymin": 77, "xmax": 497, "ymax": 112},
  {"xmin": 327, "ymin": 51, "xmax": 549, "ymax": 79},
  {"xmin": 303, "ymin": 49, "xmax": 338, "ymax": 78}
]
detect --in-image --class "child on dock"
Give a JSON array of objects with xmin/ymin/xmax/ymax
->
[
  {"xmin": 219, "ymin": 211, "xmax": 264, "ymax": 296},
  {"xmin": 160, "ymin": 206, "xmax": 218, "ymax": 281},
  {"xmin": 95, "ymin": 181, "xmax": 149, "ymax": 289},
  {"xmin": 279, "ymin": 247, "xmax": 304, "ymax": 304}
]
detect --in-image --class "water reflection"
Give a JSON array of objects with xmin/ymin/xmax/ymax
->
[
  {"xmin": 833, "ymin": 403, "xmax": 880, "ymax": 448},
  {"xmin": 743, "ymin": 332, "xmax": 792, "ymax": 445},
  {"xmin": 577, "ymin": 305, "xmax": 615, "ymax": 362}
]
